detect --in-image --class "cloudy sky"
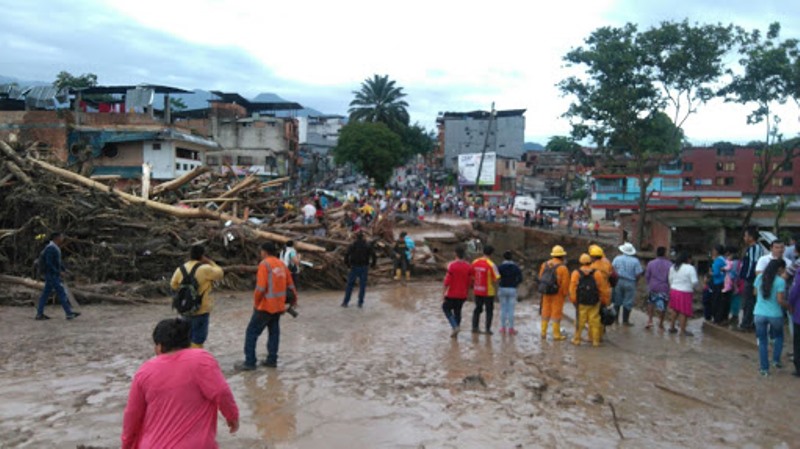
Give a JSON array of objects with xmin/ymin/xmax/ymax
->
[{"xmin": 1, "ymin": 0, "xmax": 799, "ymax": 145}]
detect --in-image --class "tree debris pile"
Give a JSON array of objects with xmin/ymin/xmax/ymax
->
[{"xmin": 0, "ymin": 141, "xmax": 446, "ymax": 305}]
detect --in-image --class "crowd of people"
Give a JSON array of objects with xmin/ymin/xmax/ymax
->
[{"xmin": 31, "ymin": 217, "xmax": 800, "ymax": 446}]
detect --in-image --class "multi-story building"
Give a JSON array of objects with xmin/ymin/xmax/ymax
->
[
  {"xmin": 296, "ymin": 115, "xmax": 344, "ymax": 183},
  {"xmin": 681, "ymin": 146, "xmax": 797, "ymax": 195},
  {"xmin": 437, "ymin": 109, "xmax": 526, "ymax": 170}
]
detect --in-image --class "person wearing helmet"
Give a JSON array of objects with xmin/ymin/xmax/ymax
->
[
  {"xmin": 538, "ymin": 245, "xmax": 571, "ymax": 340},
  {"xmin": 569, "ymin": 253, "xmax": 612, "ymax": 346}
]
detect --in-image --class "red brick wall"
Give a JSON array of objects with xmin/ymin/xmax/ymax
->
[{"xmin": 682, "ymin": 147, "xmax": 799, "ymax": 195}]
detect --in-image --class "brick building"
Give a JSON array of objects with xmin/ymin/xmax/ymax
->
[{"xmin": 681, "ymin": 146, "xmax": 797, "ymax": 194}]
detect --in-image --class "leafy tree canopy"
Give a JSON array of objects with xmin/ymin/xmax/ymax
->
[
  {"xmin": 333, "ymin": 122, "xmax": 403, "ymax": 187},
  {"xmin": 53, "ymin": 71, "xmax": 98, "ymax": 90},
  {"xmin": 399, "ymin": 123, "xmax": 436, "ymax": 158},
  {"xmin": 348, "ymin": 74, "xmax": 409, "ymax": 132}
]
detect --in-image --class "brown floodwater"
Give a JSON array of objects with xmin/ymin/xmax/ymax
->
[{"xmin": 1, "ymin": 282, "xmax": 798, "ymax": 448}]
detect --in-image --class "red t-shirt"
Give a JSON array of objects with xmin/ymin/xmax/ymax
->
[
  {"xmin": 121, "ymin": 349, "xmax": 239, "ymax": 449},
  {"xmin": 444, "ymin": 259, "xmax": 473, "ymax": 300}
]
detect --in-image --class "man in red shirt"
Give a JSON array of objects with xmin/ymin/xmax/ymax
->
[
  {"xmin": 472, "ymin": 245, "xmax": 500, "ymax": 334},
  {"xmin": 443, "ymin": 245, "xmax": 473, "ymax": 338},
  {"xmin": 121, "ymin": 318, "xmax": 239, "ymax": 448}
]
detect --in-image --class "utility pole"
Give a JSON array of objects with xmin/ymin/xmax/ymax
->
[{"xmin": 474, "ymin": 102, "xmax": 496, "ymax": 195}]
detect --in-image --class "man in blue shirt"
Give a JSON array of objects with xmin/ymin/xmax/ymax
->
[
  {"xmin": 710, "ymin": 244, "xmax": 728, "ymax": 324},
  {"xmin": 35, "ymin": 232, "xmax": 80, "ymax": 321},
  {"xmin": 611, "ymin": 242, "xmax": 643, "ymax": 326}
]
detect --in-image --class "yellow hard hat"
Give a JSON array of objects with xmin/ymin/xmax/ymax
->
[
  {"xmin": 551, "ymin": 245, "xmax": 567, "ymax": 257},
  {"xmin": 579, "ymin": 253, "xmax": 592, "ymax": 265},
  {"xmin": 589, "ymin": 244, "xmax": 604, "ymax": 257}
]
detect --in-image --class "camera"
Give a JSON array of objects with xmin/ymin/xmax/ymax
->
[{"xmin": 286, "ymin": 306, "xmax": 299, "ymax": 318}]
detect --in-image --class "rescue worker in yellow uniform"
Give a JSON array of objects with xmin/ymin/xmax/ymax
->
[
  {"xmin": 235, "ymin": 241, "xmax": 297, "ymax": 371},
  {"xmin": 569, "ymin": 253, "xmax": 612, "ymax": 346},
  {"xmin": 589, "ymin": 244, "xmax": 615, "ymax": 340},
  {"xmin": 538, "ymin": 245, "xmax": 571, "ymax": 340}
]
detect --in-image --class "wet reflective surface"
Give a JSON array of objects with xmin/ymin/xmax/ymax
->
[{"xmin": 1, "ymin": 282, "xmax": 797, "ymax": 448}]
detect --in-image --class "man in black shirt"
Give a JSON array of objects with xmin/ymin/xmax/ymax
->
[{"xmin": 341, "ymin": 231, "xmax": 377, "ymax": 308}]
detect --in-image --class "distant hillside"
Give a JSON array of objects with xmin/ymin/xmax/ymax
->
[
  {"xmin": 252, "ymin": 92, "xmax": 324, "ymax": 117},
  {"xmin": 524, "ymin": 142, "xmax": 544, "ymax": 151},
  {"xmin": 0, "ymin": 75, "xmax": 50, "ymax": 87}
]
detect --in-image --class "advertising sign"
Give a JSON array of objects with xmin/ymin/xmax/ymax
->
[{"xmin": 458, "ymin": 152, "xmax": 496, "ymax": 186}]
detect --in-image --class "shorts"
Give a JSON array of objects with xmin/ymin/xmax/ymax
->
[{"xmin": 648, "ymin": 292, "xmax": 669, "ymax": 312}]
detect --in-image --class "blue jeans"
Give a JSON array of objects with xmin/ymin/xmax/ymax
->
[
  {"xmin": 244, "ymin": 309, "xmax": 281, "ymax": 367},
  {"xmin": 498, "ymin": 287, "xmax": 517, "ymax": 329},
  {"xmin": 443, "ymin": 298, "xmax": 465, "ymax": 329},
  {"xmin": 342, "ymin": 265, "xmax": 368, "ymax": 306},
  {"xmin": 36, "ymin": 275, "xmax": 73, "ymax": 316},
  {"xmin": 755, "ymin": 315, "xmax": 784, "ymax": 371},
  {"xmin": 189, "ymin": 313, "xmax": 209, "ymax": 345},
  {"xmin": 612, "ymin": 279, "xmax": 636, "ymax": 311}
]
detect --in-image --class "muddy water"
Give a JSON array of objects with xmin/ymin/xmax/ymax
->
[{"xmin": 1, "ymin": 282, "xmax": 798, "ymax": 448}]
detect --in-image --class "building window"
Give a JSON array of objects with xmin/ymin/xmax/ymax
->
[
  {"xmin": 784, "ymin": 177, "xmax": 793, "ymax": 186},
  {"xmin": 725, "ymin": 177, "xmax": 734, "ymax": 186},
  {"xmin": 206, "ymin": 156, "xmax": 219, "ymax": 166},
  {"xmin": 662, "ymin": 178, "xmax": 681, "ymax": 189},
  {"xmin": 223, "ymin": 155, "xmax": 232, "ymax": 165},
  {"xmin": 175, "ymin": 163, "xmax": 180, "ymax": 170},
  {"xmin": 101, "ymin": 143, "xmax": 118, "ymax": 158},
  {"xmin": 753, "ymin": 163, "xmax": 762, "ymax": 174},
  {"xmin": 237, "ymin": 156, "xmax": 253, "ymax": 165},
  {"xmin": 772, "ymin": 177, "xmax": 793, "ymax": 187},
  {"xmin": 683, "ymin": 177, "xmax": 693, "ymax": 186},
  {"xmin": 683, "ymin": 162, "xmax": 693, "ymax": 171},
  {"xmin": 716, "ymin": 177, "xmax": 725, "ymax": 186},
  {"xmin": 152, "ymin": 143, "xmax": 161, "ymax": 150},
  {"xmin": 183, "ymin": 164, "xmax": 188, "ymax": 170},
  {"xmin": 782, "ymin": 161, "xmax": 793, "ymax": 171},
  {"xmin": 724, "ymin": 162, "xmax": 735, "ymax": 171},
  {"xmin": 715, "ymin": 177, "xmax": 734, "ymax": 186}
]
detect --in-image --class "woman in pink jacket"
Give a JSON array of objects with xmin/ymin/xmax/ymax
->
[{"xmin": 121, "ymin": 318, "xmax": 239, "ymax": 448}]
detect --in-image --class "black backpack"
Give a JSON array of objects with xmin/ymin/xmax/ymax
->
[
  {"xmin": 172, "ymin": 263, "xmax": 204, "ymax": 315},
  {"xmin": 577, "ymin": 269, "xmax": 600, "ymax": 305},
  {"xmin": 538, "ymin": 262, "xmax": 562, "ymax": 295}
]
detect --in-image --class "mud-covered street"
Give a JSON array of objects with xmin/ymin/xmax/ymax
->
[{"xmin": 1, "ymin": 282, "xmax": 798, "ymax": 448}]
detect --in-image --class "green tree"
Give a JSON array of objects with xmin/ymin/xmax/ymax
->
[
  {"xmin": 348, "ymin": 74, "xmax": 409, "ymax": 132},
  {"xmin": 53, "ymin": 71, "xmax": 98, "ymax": 90},
  {"xmin": 560, "ymin": 21, "xmax": 732, "ymax": 249},
  {"xmin": 333, "ymin": 122, "xmax": 403, "ymax": 187},
  {"xmin": 721, "ymin": 23, "xmax": 800, "ymax": 229},
  {"xmin": 169, "ymin": 97, "xmax": 188, "ymax": 111},
  {"xmin": 399, "ymin": 123, "xmax": 435, "ymax": 159}
]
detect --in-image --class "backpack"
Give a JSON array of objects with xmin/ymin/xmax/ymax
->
[
  {"xmin": 577, "ymin": 269, "xmax": 600, "ymax": 305},
  {"xmin": 172, "ymin": 263, "xmax": 205, "ymax": 315},
  {"xmin": 538, "ymin": 262, "xmax": 562, "ymax": 295}
]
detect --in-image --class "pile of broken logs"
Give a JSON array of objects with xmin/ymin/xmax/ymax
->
[{"xmin": 0, "ymin": 140, "xmax": 448, "ymax": 305}]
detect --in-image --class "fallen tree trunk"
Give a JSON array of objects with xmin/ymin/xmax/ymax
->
[
  {"xmin": 0, "ymin": 274, "xmax": 158, "ymax": 305},
  {"xmin": 5, "ymin": 161, "xmax": 32, "ymax": 185},
  {"xmin": 28, "ymin": 158, "xmax": 326, "ymax": 252},
  {"xmin": 152, "ymin": 165, "xmax": 210, "ymax": 195}
]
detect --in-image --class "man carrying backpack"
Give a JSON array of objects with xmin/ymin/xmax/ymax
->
[
  {"xmin": 538, "ymin": 245, "xmax": 571, "ymax": 340},
  {"xmin": 170, "ymin": 245, "xmax": 224, "ymax": 348},
  {"xmin": 569, "ymin": 253, "xmax": 611, "ymax": 346}
]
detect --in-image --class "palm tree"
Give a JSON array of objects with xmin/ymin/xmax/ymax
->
[{"xmin": 348, "ymin": 74, "xmax": 410, "ymax": 132}]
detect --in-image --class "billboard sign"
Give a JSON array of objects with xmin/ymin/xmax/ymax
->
[{"xmin": 458, "ymin": 152, "xmax": 496, "ymax": 186}]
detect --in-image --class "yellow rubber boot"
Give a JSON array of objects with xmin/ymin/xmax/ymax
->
[
  {"xmin": 552, "ymin": 322, "xmax": 567, "ymax": 341},
  {"xmin": 540, "ymin": 320, "xmax": 549, "ymax": 339},
  {"xmin": 394, "ymin": 269, "xmax": 401, "ymax": 280}
]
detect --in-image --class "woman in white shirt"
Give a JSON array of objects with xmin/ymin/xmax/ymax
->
[{"xmin": 668, "ymin": 252, "xmax": 699, "ymax": 336}]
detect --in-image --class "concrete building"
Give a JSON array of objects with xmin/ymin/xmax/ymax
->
[
  {"xmin": 296, "ymin": 115, "xmax": 344, "ymax": 183},
  {"xmin": 437, "ymin": 109, "xmax": 526, "ymax": 170},
  {"xmin": 681, "ymin": 146, "xmax": 798, "ymax": 196}
]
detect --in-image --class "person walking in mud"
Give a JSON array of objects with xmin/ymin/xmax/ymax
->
[
  {"xmin": 170, "ymin": 244, "xmax": 224, "ymax": 348},
  {"xmin": 121, "ymin": 318, "xmax": 239, "ymax": 448},
  {"xmin": 538, "ymin": 245, "xmax": 570, "ymax": 340},
  {"xmin": 739, "ymin": 226, "xmax": 765, "ymax": 332},
  {"xmin": 569, "ymin": 253, "xmax": 611, "ymax": 346},
  {"xmin": 667, "ymin": 252, "xmax": 699, "ymax": 336},
  {"xmin": 442, "ymin": 246, "xmax": 473, "ymax": 338},
  {"xmin": 35, "ymin": 232, "xmax": 80, "ymax": 321},
  {"xmin": 235, "ymin": 242, "xmax": 297, "ymax": 371},
  {"xmin": 393, "ymin": 231, "xmax": 415, "ymax": 281},
  {"xmin": 611, "ymin": 242, "xmax": 643, "ymax": 326},
  {"xmin": 471, "ymin": 245, "xmax": 500, "ymax": 335},
  {"xmin": 645, "ymin": 247, "xmax": 672, "ymax": 330},
  {"xmin": 341, "ymin": 231, "xmax": 377, "ymax": 308},
  {"xmin": 497, "ymin": 250, "xmax": 523, "ymax": 335}
]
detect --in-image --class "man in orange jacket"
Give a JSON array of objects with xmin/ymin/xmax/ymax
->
[
  {"xmin": 235, "ymin": 242, "xmax": 297, "ymax": 371},
  {"xmin": 569, "ymin": 253, "xmax": 612, "ymax": 346},
  {"xmin": 539, "ymin": 245, "xmax": 571, "ymax": 340}
]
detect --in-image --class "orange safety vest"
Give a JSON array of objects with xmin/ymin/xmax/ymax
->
[{"xmin": 253, "ymin": 256, "xmax": 295, "ymax": 314}]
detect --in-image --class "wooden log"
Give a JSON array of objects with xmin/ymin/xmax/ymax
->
[
  {"xmin": 27, "ymin": 158, "xmax": 326, "ymax": 253},
  {"xmin": 179, "ymin": 197, "xmax": 242, "ymax": 203},
  {"xmin": 217, "ymin": 175, "xmax": 259, "ymax": 212},
  {"xmin": 0, "ymin": 141, "xmax": 27, "ymax": 166},
  {"xmin": 152, "ymin": 165, "xmax": 210, "ymax": 195},
  {"xmin": 5, "ymin": 161, "xmax": 33, "ymax": 185},
  {"xmin": 0, "ymin": 274, "xmax": 156, "ymax": 305},
  {"xmin": 89, "ymin": 175, "xmax": 121, "ymax": 181}
]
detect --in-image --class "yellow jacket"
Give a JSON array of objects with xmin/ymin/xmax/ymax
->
[
  {"xmin": 590, "ymin": 257, "xmax": 613, "ymax": 280},
  {"xmin": 569, "ymin": 266, "xmax": 612, "ymax": 306},
  {"xmin": 539, "ymin": 258, "xmax": 570, "ymax": 300},
  {"xmin": 170, "ymin": 260, "xmax": 224, "ymax": 315}
]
